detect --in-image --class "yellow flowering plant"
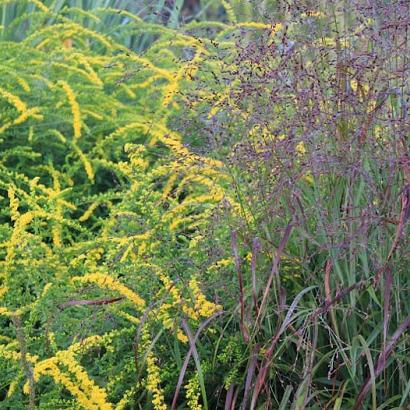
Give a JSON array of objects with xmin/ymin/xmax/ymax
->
[{"xmin": 0, "ymin": 1, "xmax": 264, "ymax": 408}]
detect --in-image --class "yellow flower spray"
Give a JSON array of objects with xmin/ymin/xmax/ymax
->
[
  {"xmin": 58, "ymin": 80, "xmax": 81, "ymax": 140},
  {"xmin": 185, "ymin": 374, "xmax": 202, "ymax": 410},
  {"xmin": 141, "ymin": 326, "xmax": 167, "ymax": 410}
]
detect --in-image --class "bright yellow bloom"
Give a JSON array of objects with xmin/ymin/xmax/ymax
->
[
  {"xmin": 185, "ymin": 375, "xmax": 202, "ymax": 410},
  {"xmin": 73, "ymin": 142, "xmax": 94, "ymax": 181},
  {"xmin": 146, "ymin": 353, "xmax": 167, "ymax": 410},
  {"xmin": 25, "ymin": 335, "xmax": 112, "ymax": 408},
  {"xmin": 188, "ymin": 278, "xmax": 222, "ymax": 319},
  {"xmin": 7, "ymin": 376, "xmax": 20, "ymax": 398},
  {"xmin": 0, "ymin": 87, "xmax": 26, "ymax": 112},
  {"xmin": 295, "ymin": 141, "xmax": 306, "ymax": 155},
  {"xmin": 29, "ymin": 0, "xmax": 50, "ymax": 12},
  {"xmin": 0, "ymin": 87, "xmax": 41, "ymax": 133},
  {"xmin": 79, "ymin": 201, "xmax": 101, "ymax": 222},
  {"xmin": 6, "ymin": 211, "xmax": 35, "ymax": 261},
  {"xmin": 176, "ymin": 329, "xmax": 188, "ymax": 344},
  {"xmin": 57, "ymin": 350, "xmax": 112, "ymax": 409},
  {"xmin": 7, "ymin": 187, "xmax": 19, "ymax": 221},
  {"xmin": 58, "ymin": 81, "xmax": 81, "ymax": 140}
]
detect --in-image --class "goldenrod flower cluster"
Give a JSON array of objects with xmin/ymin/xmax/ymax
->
[
  {"xmin": 7, "ymin": 186, "xmax": 19, "ymax": 221},
  {"xmin": 186, "ymin": 278, "xmax": 222, "ymax": 320},
  {"xmin": 146, "ymin": 353, "xmax": 167, "ymax": 410},
  {"xmin": 0, "ymin": 86, "xmax": 42, "ymax": 134},
  {"xmin": 58, "ymin": 80, "xmax": 82, "ymax": 140},
  {"xmin": 28, "ymin": 356, "xmax": 112, "ymax": 410},
  {"xmin": 140, "ymin": 327, "xmax": 167, "ymax": 410},
  {"xmin": 185, "ymin": 375, "xmax": 202, "ymax": 410}
]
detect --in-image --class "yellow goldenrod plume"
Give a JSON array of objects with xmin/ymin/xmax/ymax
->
[{"xmin": 57, "ymin": 81, "xmax": 82, "ymax": 140}]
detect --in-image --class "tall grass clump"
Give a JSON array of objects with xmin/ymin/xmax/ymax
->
[{"xmin": 182, "ymin": 1, "xmax": 410, "ymax": 408}]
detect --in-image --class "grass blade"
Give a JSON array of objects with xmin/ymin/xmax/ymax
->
[
  {"xmin": 171, "ymin": 311, "xmax": 223, "ymax": 409},
  {"xmin": 354, "ymin": 315, "xmax": 410, "ymax": 409}
]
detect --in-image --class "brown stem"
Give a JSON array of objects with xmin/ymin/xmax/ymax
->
[
  {"xmin": 58, "ymin": 296, "xmax": 124, "ymax": 310},
  {"xmin": 12, "ymin": 315, "xmax": 36, "ymax": 410}
]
